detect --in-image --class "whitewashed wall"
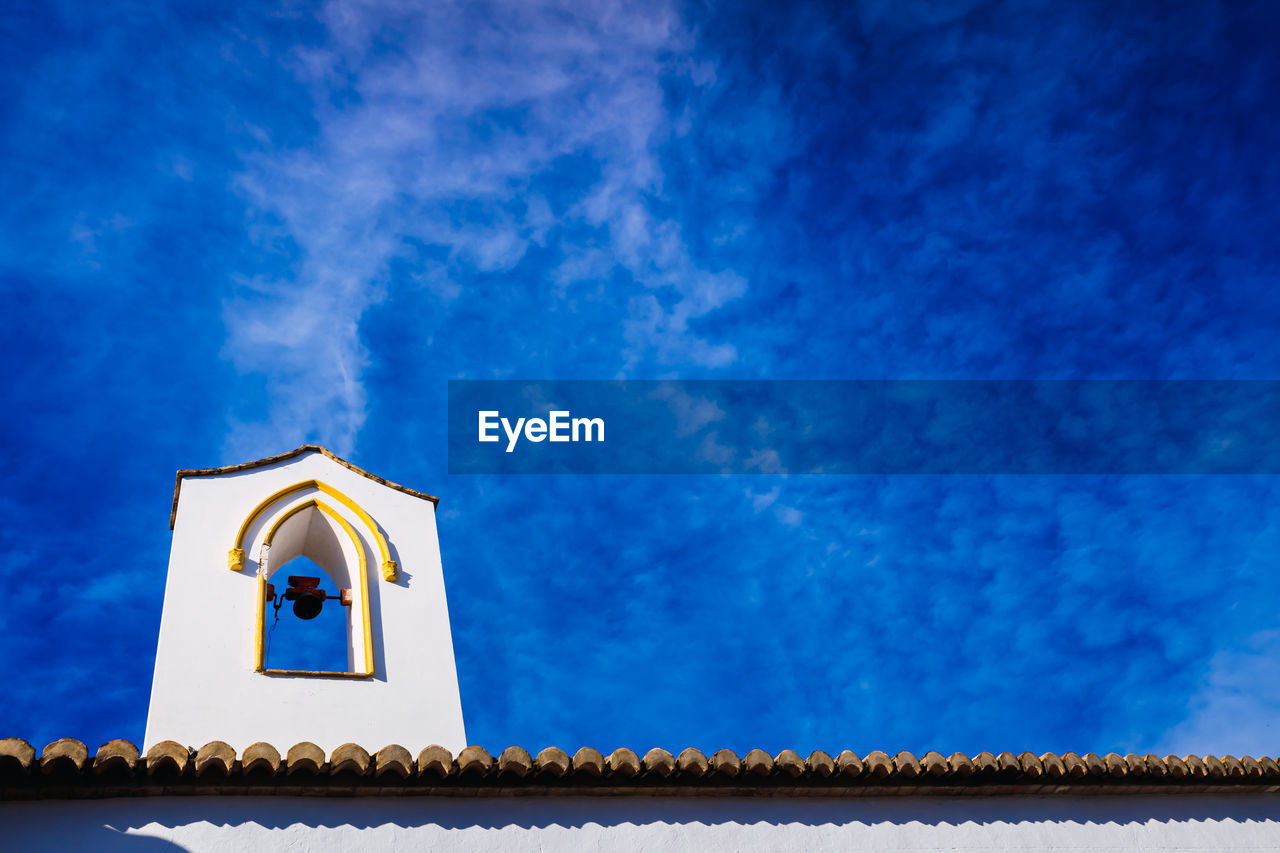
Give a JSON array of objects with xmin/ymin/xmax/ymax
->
[
  {"xmin": 4, "ymin": 795, "xmax": 1280, "ymax": 851},
  {"xmin": 143, "ymin": 451, "xmax": 466, "ymax": 754}
]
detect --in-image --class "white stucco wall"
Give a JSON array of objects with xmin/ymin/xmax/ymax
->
[
  {"xmin": 143, "ymin": 451, "xmax": 466, "ymax": 754},
  {"xmin": 4, "ymin": 795, "xmax": 1280, "ymax": 852}
]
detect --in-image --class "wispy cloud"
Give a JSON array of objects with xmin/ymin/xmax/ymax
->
[{"xmin": 223, "ymin": 0, "xmax": 749, "ymax": 458}]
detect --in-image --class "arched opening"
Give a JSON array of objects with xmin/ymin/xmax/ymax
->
[
  {"xmin": 251, "ymin": 499, "xmax": 374, "ymax": 677},
  {"xmin": 262, "ymin": 555, "xmax": 349, "ymax": 673}
]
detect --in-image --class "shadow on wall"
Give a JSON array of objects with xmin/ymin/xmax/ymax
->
[
  {"xmin": 102, "ymin": 828, "xmax": 188, "ymax": 852},
  {"xmin": 4, "ymin": 794, "xmax": 1280, "ymax": 849},
  {"xmin": 28, "ymin": 824, "xmax": 189, "ymax": 853}
]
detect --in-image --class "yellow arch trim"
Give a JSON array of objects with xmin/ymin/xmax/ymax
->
[
  {"xmin": 228, "ymin": 479, "xmax": 398, "ymax": 581},
  {"xmin": 254, "ymin": 498, "xmax": 374, "ymax": 677}
]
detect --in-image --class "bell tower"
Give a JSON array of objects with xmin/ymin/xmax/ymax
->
[{"xmin": 143, "ymin": 446, "xmax": 466, "ymax": 754}]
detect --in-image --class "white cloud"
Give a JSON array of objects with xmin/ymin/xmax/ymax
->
[
  {"xmin": 1156, "ymin": 630, "xmax": 1280, "ymax": 757},
  {"xmin": 775, "ymin": 505, "xmax": 803, "ymax": 527},
  {"xmin": 647, "ymin": 382, "xmax": 726, "ymax": 437},
  {"xmin": 223, "ymin": 0, "xmax": 747, "ymax": 458},
  {"xmin": 745, "ymin": 447, "xmax": 786, "ymax": 474},
  {"xmin": 747, "ymin": 486, "xmax": 780, "ymax": 512}
]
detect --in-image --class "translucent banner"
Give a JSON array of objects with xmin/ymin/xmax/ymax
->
[{"xmin": 447, "ymin": 380, "xmax": 1280, "ymax": 474}]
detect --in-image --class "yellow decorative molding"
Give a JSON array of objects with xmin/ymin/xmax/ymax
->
[
  {"xmin": 253, "ymin": 499, "xmax": 375, "ymax": 678},
  {"xmin": 382, "ymin": 560, "xmax": 399, "ymax": 582},
  {"xmin": 262, "ymin": 669, "xmax": 372, "ymax": 679},
  {"xmin": 253, "ymin": 573, "xmax": 266, "ymax": 672},
  {"xmin": 228, "ymin": 548, "xmax": 246, "ymax": 572},
  {"xmin": 233, "ymin": 479, "xmax": 395, "ymax": 577}
]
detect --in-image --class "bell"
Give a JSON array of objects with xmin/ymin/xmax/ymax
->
[
  {"xmin": 284, "ymin": 575, "xmax": 327, "ymax": 620},
  {"xmin": 292, "ymin": 590, "xmax": 325, "ymax": 620}
]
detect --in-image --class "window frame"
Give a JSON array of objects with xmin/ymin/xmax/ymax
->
[{"xmin": 252, "ymin": 498, "xmax": 375, "ymax": 678}]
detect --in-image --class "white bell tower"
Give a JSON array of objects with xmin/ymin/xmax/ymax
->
[{"xmin": 144, "ymin": 446, "xmax": 466, "ymax": 754}]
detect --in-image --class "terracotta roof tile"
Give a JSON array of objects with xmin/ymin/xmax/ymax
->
[
  {"xmin": 286, "ymin": 742, "xmax": 325, "ymax": 775},
  {"xmin": 498, "ymin": 746, "xmax": 533, "ymax": 777},
  {"xmin": 572, "ymin": 747, "xmax": 604, "ymax": 776},
  {"xmin": 894, "ymin": 751, "xmax": 921, "ymax": 777},
  {"xmin": 145, "ymin": 741, "xmax": 189, "ymax": 776},
  {"xmin": 743, "ymin": 748, "xmax": 772, "ymax": 776},
  {"xmin": 1017, "ymin": 752, "xmax": 1043, "ymax": 778},
  {"xmin": 806, "ymin": 750, "xmax": 834, "ymax": 777},
  {"xmin": 417, "ymin": 745, "xmax": 452, "ymax": 778},
  {"xmin": 535, "ymin": 747, "xmax": 571, "ymax": 776},
  {"xmin": 709, "ymin": 749, "xmax": 739, "ymax": 777},
  {"xmin": 607, "ymin": 748, "xmax": 641, "ymax": 777},
  {"xmin": 331, "ymin": 743, "xmax": 372, "ymax": 776},
  {"xmin": 242, "ymin": 742, "xmax": 281, "ymax": 775},
  {"xmin": 92, "ymin": 740, "xmax": 139, "ymax": 776},
  {"xmin": 774, "ymin": 750, "xmax": 805, "ymax": 777},
  {"xmin": 373, "ymin": 745, "xmax": 413, "ymax": 779},
  {"xmin": 195, "ymin": 741, "xmax": 235, "ymax": 776},
  {"xmin": 865, "ymin": 750, "xmax": 892, "ymax": 777},
  {"xmin": 5, "ymin": 739, "xmax": 1280, "ymax": 799},
  {"xmin": 456, "ymin": 745, "xmax": 492, "ymax": 776},
  {"xmin": 642, "ymin": 748, "xmax": 675, "ymax": 777},
  {"xmin": 1142, "ymin": 753, "xmax": 1167, "ymax": 778},
  {"xmin": 920, "ymin": 751, "xmax": 946, "ymax": 777},
  {"xmin": 947, "ymin": 752, "xmax": 974, "ymax": 776},
  {"xmin": 835, "ymin": 750, "xmax": 863, "ymax": 777},
  {"xmin": 40, "ymin": 739, "xmax": 88, "ymax": 774},
  {"xmin": 0, "ymin": 738, "xmax": 35, "ymax": 773},
  {"xmin": 676, "ymin": 748, "xmax": 707, "ymax": 777}
]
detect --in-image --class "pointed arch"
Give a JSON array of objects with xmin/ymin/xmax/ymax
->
[
  {"xmin": 228, "ymin": 479, "xmax": 399, "ymax": 581},
  {"xmin": 253, "ymin": 498, "xmax": 374, "ymax": 677}
]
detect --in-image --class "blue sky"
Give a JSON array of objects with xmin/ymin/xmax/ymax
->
[{"xmin": 4, "ymin": 0, "xmax": 1280, "ymax": 758}]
